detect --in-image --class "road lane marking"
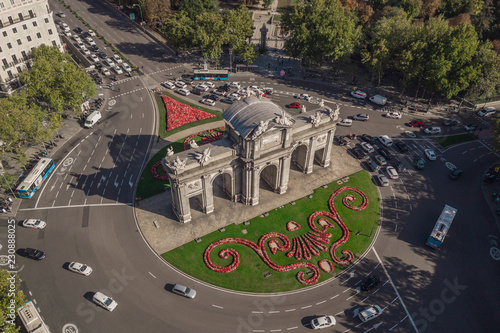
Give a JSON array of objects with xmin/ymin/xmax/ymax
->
[
  {"xmin": 284, "ymin": 309, "xmax": 296, "ymax": 312},
  {"xmin": 212, "ymin": 304, "xmax": 223, "ymax": 309},
  {"xmin": 148, "ymin": 272, "xmax": 156, "ymax": 278},
  {"xmin": 301, "ymin": 305, "xmax": 312, "ymax": 309},
  {"xmin": 316, "ymin": 300, "xmax": 326, "ymax": 305},
  {"xmin": 286, "ymin": 327, "xmax": 298, "ymax": 330}
]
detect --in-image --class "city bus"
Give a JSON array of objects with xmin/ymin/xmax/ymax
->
[
  {"xmin": 193, "ymin": 69, "xmax": 229, "ymax": 81},
  {"xmin": 18, "ymin": 300, "xmax": 50, "ymax": 333},
  {"xmin": 426, "ymin": 205, "xmax": 458, "ymax": 248},
  {"xmin": 15, "ymin": 157, "xmax": 55, "ymax": 198}
]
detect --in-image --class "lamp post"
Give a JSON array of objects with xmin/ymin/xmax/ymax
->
[{"xmin": 133, "ymin": 4, "xmax": 145, "ymax": 32}]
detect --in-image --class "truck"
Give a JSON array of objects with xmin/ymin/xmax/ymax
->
[
  {"xmin": 84, "ymin": 111, "xmax": 101, "ymax": 128},
  {"xmin": 369, "ymin": 94, "xmax": 387, "ymax": 106}
]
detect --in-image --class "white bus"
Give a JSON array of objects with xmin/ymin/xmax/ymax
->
[
  {"xmin": 426, "ymin": 205, "xmax": 458, "ymax": 248},
  {"xmin": 15, "ymin": 157, "xmax": 55, "ymax": 198},
  {"xmin": 18, "ymin": 300, "xmax": 50, "ymax": 333}
]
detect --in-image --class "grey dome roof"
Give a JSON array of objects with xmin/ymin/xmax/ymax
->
[{"xmin": 222, "ymin": 97, "xmax": 289, "ymax": 139}]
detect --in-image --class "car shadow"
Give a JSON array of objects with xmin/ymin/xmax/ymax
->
[
  {"xmin": 164, "ymin": 283, "xmax": 175, "ymax": 293},
  {"xmin": 300, "ymin": 315, "xmax": 318, "ymax": 329}
]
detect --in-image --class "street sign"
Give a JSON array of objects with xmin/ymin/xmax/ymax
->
[{"xmin": 130, "ymin": 13, "xmax": 135, "ymax": 20}]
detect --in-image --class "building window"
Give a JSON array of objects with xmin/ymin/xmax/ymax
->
[
  {"xmin": 32, "ymin": 21, "xmax": 37, "ymax": 27},
  {"xmin": 44, "ymin": 18, "xmax": 49, "ymax": 23},
  {"xmin": 21, "ymin": 51, "xmax": 27, "ymax": 60},
  {"xmin": 2, "ymin": 31, "xmax": 6, "ymax": 37},
  {"xmin": 12, "ymin": 27, "xmax": 17, "ymax": 33},
  {"xmin": 27, "ymin": 35, "xmax": 32, "ymax": 42},
  {"xmin": 10, "ymin": 0, "xmax": 15, "ymax": 5},
  {"xmin": 17, "ymin": 39, "xmax": 21, "ymax": 45},
  {"xmin": 0, "ymin": 46, "xmax": 2, "ymax": 53},
  {"xmin": 0, "ymin": 3, "xmax": 4, "ymax": 9},
  {"xmin": 26, "ymin": 62, "xmax": 31, "ymax": 70},
  {"xmin": 52, "ymin": 41, "xmax": 57, "ymax": 46},
  {"xmin": 22, "ymin": 24, "xmax": 27, "ymax": 30},
  {"xmin": 2, "ymin": 59, "xmax": 8, "ymax": 67},
  {"xmin": 8, "ymin": 16, "xmax": 13, "ymax": 24},
  {"xmin": 16, "ymin": 66, "xmax": 22, "ymax": 74},
  {"xmin": 7, "ymin": 71, "xmax": 14, "ymax": 80},
  {"xmin": 28, "ymin": 10, "xmax": 34, "ymax": 18},
  {"xmin": 7, "ymin": 43, "xmax": 12, "ymax": 49},
  {"xmin": 36, "ymin": 32, "xmax": 41, "ymax": 39},
  {"xmin": 48, "ymin": 29, "xmax": 52, "ymax": 35},
  {"xmin": 0, "ymin": 20, "xmax": 3, "ymax": 28},
  {"xmin": 18, "ymin": 13, "xmax": 23, "ymax": 21},
  {"xmin": 12, "ymin": 55, "xmax": 17, "ymax": 63}
]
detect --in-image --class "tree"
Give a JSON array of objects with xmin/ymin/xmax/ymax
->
[
  {"xmin": 281, "ymin": 0, "xmax": 362, "ymax": 68},
  {"xmin": 20, "ymin": 45, "xmax": 96, "ymax": 115},
  {"xmin": 0, "ymin": 269, "xmax": 26, "ymax": 333},
  {"xmin": 263, "ymin": 0, "xmax": 273, "ymax": 9},
  {"xmin": 179, "ymin": 0, "xmax": 217, "ymax": 20},
  {"xmin": 144, "ymin": 0, "xmax": 171, "ymax": 28},
  {"xmin": 466, "ymin": 41, "xmax": 500, "ymax": 102},
  {"xmin": 224, "ymin": 5, "xmax": 256, "ymax": 63},
  {"xmin": 162, "ymin": 11, "xmax": 196, "ymax": 50},
  {"xmin": 420, "ymin": 0, "xmax": 442, "ymax": 18},
  {"xmin": 194, "ymin": 12, "xmax": 227, "ymax": 61},
  {"xmin": 400, "ymin": 0, "xmax": 423, "ymax": 17}
]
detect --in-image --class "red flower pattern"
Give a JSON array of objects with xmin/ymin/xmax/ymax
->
[{"xmin": 162, "ymin": 95, "xmax": 216, "ymax": 131}]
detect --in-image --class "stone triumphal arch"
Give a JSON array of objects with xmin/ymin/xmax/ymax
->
[{"xmin": 162, "ymin": 96, "xmax": 340, "ymax": 223}]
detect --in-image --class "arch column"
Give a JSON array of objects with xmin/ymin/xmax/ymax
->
[
  {"xmin": 170, "ymin": 179, "xmax": 192, "ymax": 223},
  {"xmin": 278, "ymin": 156, "xmax": 291, "ymax": 194},
  {"xmin": 303, "ymin": 137, "xmax": 315, "ymax": 174},
  {"xmin": 318, "ymin": 130, "xmax": 334, "ymax": 167},
  {"xmin": 201, "ymin": 175, "xmax": 214, "ymax": 214}
]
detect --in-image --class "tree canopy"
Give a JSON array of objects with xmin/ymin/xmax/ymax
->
[{"xmin": 0, "ymin": 269, "xmax": 26, "ymax": 333}]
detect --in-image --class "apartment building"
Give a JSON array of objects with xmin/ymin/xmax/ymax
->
[{"xmin": 0, "ymin": 0, "xmax": 63, "ymax": 95}]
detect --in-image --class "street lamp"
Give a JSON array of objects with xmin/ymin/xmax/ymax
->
[{"xmin": 133, "ymin": 4, "xmax": 146, "ymax": 32}]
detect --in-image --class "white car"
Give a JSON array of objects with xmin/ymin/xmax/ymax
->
[
  {"xmin": 477, "ymin": 107, "xmax": 496, "ymax": 117},
  {"xmin": 385, "ymin": 112, "xmax": 402, "ymax": 119},
  {"xmin": 359, "ymin": 305, "xmax": 383, "ymax": 322},
  {"xmin": 377, "ymin": 174, "xmax": 389, "ymax": 187},
  {"xmin": 353, "ymin": 114, "xmax": 369, "ymax": 121},
  {"xmin": 105, "ymin": 58, "xmax": 115, "ymax": 67},
  {"xmin": 196, "ymin": 84, "xmax": 209, "ymax": 92},
  {"xmin": 295, "ymin": 93, "xmax": 311, "ymax": 101},
  {"xmin": 237, "ymin": 89, "xmax": 248, "ymax": 96},
  {"xmin": 101, "ymin": 67, "xmax": 110, "ymax": 76},
  {"xmin": 58, "ymin": 11, "xmax": 66, "ymax": 18},
  {"xmin": 311, "ymin": 315, "xmax": 336, "ymax": 329},
  {"xmin": 113, "ymin": 65, "xmax": 123, "ymax": 74},
  {"xmin": 360, "ymin": 142, "xmax": 374, "ymax": 153},
  {"xmin": 22, "ymin": 219, "xmax": 46, "ymax": 229},
  {"xmin": 162, "ymin": 81, "xmax": 176, "ymax": 89},
  {"xmin": 386, "ymin": 166, "xmax": 399, "ymax": 179},
  {"xmin": 88, "ymin": 29, "xmax": 96, "ymax": 37},
  {"xmin": 214, "ymin": 89, "xmax": 226, "ymax": 96},
  {"xmin": 337, "ymin": 118, "xmax": 353, "ymax": 127},
  {"xmin": 176, "ymin": 88, "xmax": 190, "ymax": 96},
  {"xmin": 60, "ymin": 23, "xmax": 70, "ymax": 32},
  {"xmin": 374, "ymin": 155, "xmax": 387, "ymax": 166},
  {"xmin": 175, "ymin": 81, "xmax": 187, "ymax": 89},
  {"xmin": 228, "ymin": 93, "xmax": 241, "ymax": 100},
  {"xmin": 204, "ymin": 81, "xmax": 215, "ymax": 88},
  {"xmin": 229, "ymin": 82, "xmax": 240, "ymax": 89},
  {"xmin": 424, "ymin": 127, "xmax": 442, "ymax": 134},
  {"xmin": 122, "ymin": 63, "xmax": 132, "ymax": 72},
  {"xmin": 200, "ymin": 98, "xmax": 215, "ymax": 106},
  {"xmin": 85, "ymin": 37, "xmax": 94, "ymax": 44},
  {"xmin": 172, "ymin": 284, "xmax": 196, "ymax": 298},
  {"xmin": 424, "ymin": 148, "xmax": 437, "ymax": 160},
  {"xmin": 69, "ymin": 262, "xmax": 93, "ymax": 276},
  {"xmin": 112, "ymin": 54, "xmax": 123, "ymax": 64},
  {"xmin": 92, "ymin": 292, "xmax": 117, "ymax": 311},
  {"xmin": 351, "ymin": 90, "xmax": 367, "ymax": 99},
  {"xmin": 73, "ymin": 36, "xmax": 82, "ymax": 43},
  {"xmin": 77, "ymin": 41, "xmax": 85, "ymax": 49},
  {"xmin": 81, "ymin": 47, "xmax": 90, "ymax": 55},
  {"xmin": 63, "ymin": 31, "xmax": 72, "ymax": 37},
  {"xmin": 90, "ymin": 54, "xmax": 99, "ymax": 62}
]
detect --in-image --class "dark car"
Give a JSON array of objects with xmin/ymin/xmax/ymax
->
[
  {"xmin": 414, "ymin": 156, "xmax": 425, "ymax": 170},
  {"xmin": 207, "ymin": 94, "xmax": 219, "ymax": 101},
  {"xmin": 443, "ymin": 119, "xmax": 458, "ymax": 126},
  {"xmin": 367, "ymin": 160, "xmax": 379, "ymax": 172},
  {"xmin": 336, "ymin": 136, "xmax": 350, "ymax": 146},
  {"xmin": 221, "ymin": 98, "xmax": 236, "ymax": 104},
  {"xmin": 449, "ymin": 169, "xmax": 462, "ymax": 180},
  {"xmin": 24, "ymin": 248, "xmax": 46, "ymax": 260},
  {"xmin": 219, "ymin": 84, "xmax": 231, "ymax": 92},
  {"xmin": 378, "ymin": 148, "xmax": 393, "ymax": 160},
  {"xmin": 351, "ymin": 148, "xmax": 366, "ymax": 159},
  {"xmin": 91, "ymin": 45, "xmax": 99, "ymax": 52},
  {"xmin": 82, "ymin": 31, "xmax": 90, "ymax": 38},
  {"xmin": 99, "ymin": 51, "xmax": 108, "ymax": 59},
  {"xmin": 95, "ymin": 62, "xmax": 103, "ymax": 70},
  {"xmin": 191, "ymin": 88, "xmax": 203, "ymax": 95},
  {"xmin": 361, "ymin": 275, "xmax": 380, "ymax": 291},
  {"xmin": 393, "ymin": 161, "xmax": 407, "ymax": 172},
  {"xmin": 395, "ymin": 141, "xmax": 409, "ymax": 153},
  {"xmin": 74, "ymin": 27, "xmax": 83, "ymax": 34},
  {"xmin": 359, "ymin": 134, "xmax": 374, "ymax": 144}
]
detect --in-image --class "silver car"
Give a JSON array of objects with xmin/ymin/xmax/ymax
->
[
  {"xmin": 172, "ymin": 284, "xmax": 196, "ymax": 299},
  {"xmin": 377, "ymin": 174, "xmax": 389, "ymax": 187},
  {"xmin": 359, "ymin": 305, "xmax": 383, "ymax": 322}
]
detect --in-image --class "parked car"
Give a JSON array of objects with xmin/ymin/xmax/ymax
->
[
  {"xmin": 353, "ymin": 114, "xmax": 369, "ymax": 121},
  {"xmin": 74, "ymin": 27, "xmax": 83, "ymax": 34},
  {"xmin": 69, "ymin": 262, "xmax": 93, "ymax": 276},
  {"xmin": 360, "ymin": 142, "xmax": 374, "ymax": 153},
  {"xmin": 424, "ymin": 148, "xmax": 437, "ymax": 160},
  {"xmin": 386, "ymin": 166, "xmax": 399, "ymax": 179},
  {"xmin": 85, "ymin": 37, "xmax": 94, "ymax": 44},
  {"xmin": 221, "ymin": 98, "xmax": 237, "ymax": 104},
  {"xmin": 287, "ymin": 102, "xmax": 301, "ymax": 109},
  {"xmin": 191, "ymin": 88, "xmax": 203, "ymax": 95},
  {"xmin": 200, "ymin": 98, "xmax": 215, "ymax": 106},
  {"xmin": 172, "ymin": 284, "xmax": 196, "ymax": 298},
  {"xmin": 409, "ymin": 120, "xmax": 425, "ymax": 127},
  {"xmin": 58, "ymin": 11, "xmax": 66, "ymax": 17},
  {"xmin": 175, "ymin": 81, "xmax": 187, "ymax": 89},
  {"xmin": 105, "ymin": 58, "xmax": 115, "ymax": 67},
  {"xmin": 113, "ymin": 65, "xmax": 123, "ymax": 74},
  {"xmin": 414, "ymin": 156, "xmax": 425, "ymax": 169},
  {"xmin": 477, "ymin": 107, "xmax": 496, "ymax": 117},
  {"xmin": 367, "ymin": 160, "xmax": 379, "ymax": 172},
  {"xmin": 228, "ymin": 81, "xmax": 240, "ymax": 89},
  {"xmin": 101, "ymin": 67, "xmax": 110, "ymax": 76},
  {"xmin": 374, "ymin": 155, "xmax": 387, "ymax": 166},
  {"xmin": 358, "ymin": 305, "xmax": 383, "ymax": 322},
  {"xmin": 99, "ymin": 51, "xmax": 108, "ymax": 59},
  {"xmin": 360, "ymin": 275, "xmax": 381, "ymax": 291},
  {"xmin": 90, "ymin": 54, "xmax": 99, "ymax": 63},
  {"xmin": 337, "ymin": 136, "xmax": 350, "ymax": 146},
  {"xmin": 295, "ymin": 93, "xmax": 311, "ymax": 100},
  {"xmin": 311, "ymin": 315, "xmax": 336, "ymax": 329},
  {"xmin": 93, "ymin": 292, "xmax": 117, "ymax": 311},
  {"xmin": 424, "ymin": 127, "xmax": 442, "ymax": 134},
  {"xmin": 23, "ymin": 248, "xmax": 46, "ymax": 260},
  {"xmin": 385, "ymin": 112, "xmax": 402, "ymax": 119},
  {"xmin": 76, "ymin": 41, "xmax": 85, "ymax": 49},
  {"xmin": 228, "ymin": 93, "xmax": 241, "ymax": 100},
  {"xmin": 351, "ymin": 90, "xmax": 367, "ymax": 99},
  {"xmin": 443, "ymin": 118, "xmax": 458, "ymax": 126},
  {"xmin": 206, "ymin": 94, "xmax": 219, "ymax": 101},
  {"xmin": 60, "ymin": 23, "xmax": 70, "ymax": 32},
  {"xmin": 393, "ymin": 161, "xmax": 407, "ymax": 172},
  {"xmin": 359, "ymin": 134, "xmax": 375, "ymax": 144},
  {"xmin": 214, "ymin": 89, "xmax": 227, "ymax": 96},
  {"xmin": 22, "ymin": 219, "xmax": 46, "ymax": 229},
  {"xmin": 63, "ymin": 31, "xmax": 72, "ymax": 37},
  {"xmin": 395, "ymin": 141, "xmax": 409, "ymax": 153},
  {"xmin": 81, "ymin": 47, "xmax": 90, "ymax": 55},
  {"xmin": 378, "ymin": 148, "xmax": 393, "ymax": 160},
  {"xmin": 195, "ymin": 84, "xmax": 209, "ymax": 92},
  {"xmin": 88, "ymin": 29, "xmax": 96, "ymax": 37},
  {"xmin": 449, "ymin": 168, "xmax": 462, "ymax": 180},
  {"xmin": 378, "ymin": 135, "xmax": 393, "ymax": 147},
  {"xmin": 337, "ymin": 119, "xmax": 353, "ymax": 127},
  {"xmin": 162, "ymin": 81, "xmax": 176, "ymax": 89},
  {"xmin": 122, "ymin": 63, "xmax": 132, "ymax": 72},
  {"xmin": 112, "ymin": 54, "xmax": 123, "ymax": 64},
  {"xmin": 176, "ymin": 88, "xmax": 190, "ymax": 96},
  {"xmin": 351, "ymin": 148, "xmax": 366, "ymax": 159},
  {"xmin": 204, "ymin": 81, "xmax": 215, "ymax": 88},
  {"xmin": 463, "ymin": 124, "xmax": 477, "ymax": 131},
  {"xmin": 91, "ymin": 44, "xmax": 99, "ymax": 52}
]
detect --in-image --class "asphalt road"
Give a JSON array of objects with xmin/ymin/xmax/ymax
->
[{"xmin": 2, "ymin": 1, "xmax": 499, "ymax": 332}]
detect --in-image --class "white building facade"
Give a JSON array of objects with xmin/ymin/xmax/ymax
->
[{"xmin": 0, "ymin": 0, "xmax": 63, "ymax": 95}]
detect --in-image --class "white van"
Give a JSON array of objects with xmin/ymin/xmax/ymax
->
[
  {"xmin": 378, "ymin": 135, "xmax": 393, "ymax": 147},
  {"xmin": 84, "ymin": 111, "xmax": 101, "ymax": 128},
  {"xmin": 369, "ymin": 94, "xmax": 387, "ymax": 106}
]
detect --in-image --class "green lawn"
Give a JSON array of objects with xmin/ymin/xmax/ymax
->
[
  {"xmin": 154, "ymin": 91, "xmax": 223, "ymax": 139},
  {"xmin": 162, "ymin": 171, "xmax": 380, "ymax": 293},
  {"xmin": 433, "ymin": 133, "xmax": 476, "ymax": 147}
]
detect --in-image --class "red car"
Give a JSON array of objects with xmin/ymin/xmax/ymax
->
[
  {"xmin": 409, "ymin": 120, "xmax": 425, "ymax": 127},
  {"xmin": 287, "ymin": 102, "xmax": 301, "ymax": 108}
]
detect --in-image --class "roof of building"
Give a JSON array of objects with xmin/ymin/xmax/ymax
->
[{"xmin": 222, "ymin": 97, "xmax": 290, "ymax": 139}]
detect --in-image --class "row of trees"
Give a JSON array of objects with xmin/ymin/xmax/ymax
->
[
  {"xmin": 0, "ymin": 45, "xmax": 95, "ymax": 188},
  {"xmin": 281, "ymin": 0, "xmax": 500, "ymax": 101}
]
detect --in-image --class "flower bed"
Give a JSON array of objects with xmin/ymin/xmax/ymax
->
[
  {"xmin": 151, "ymin": 161, "xmax": 168, "ymax": 181},
  {"xmin": 163, "ymin": 95, "xmax": 216, "ymax": 131}
]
